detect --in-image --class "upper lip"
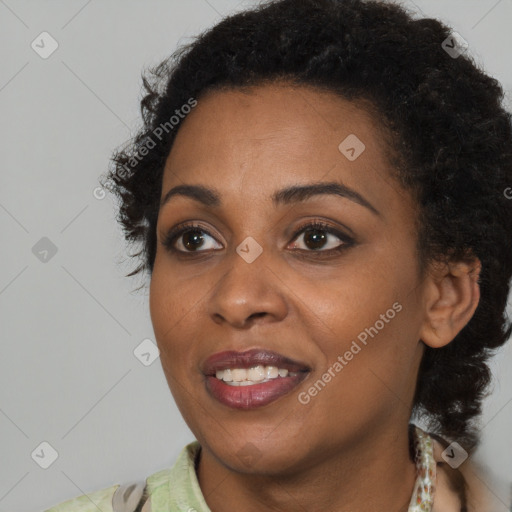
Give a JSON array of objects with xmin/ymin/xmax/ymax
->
[{"xmin": 202, "ymin": 348, "xmax": 311, "ymax": 376}]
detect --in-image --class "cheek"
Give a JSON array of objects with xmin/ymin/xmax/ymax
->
[
  {"xmin": 149, "ymin": 268, "xmax": 206, "ymax": 418},
  {"xmin": 149, "ymin": 264, "xmax": 199, "ymax": 368},
  {"xmin": 300, "ymin": 259, "xmax": 414, "ymax": 339},
  {"xmin": 302, "ymin": 248, "xmax": 422, "ymax": 381}
]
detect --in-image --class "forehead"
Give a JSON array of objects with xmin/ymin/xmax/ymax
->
[{"xmin": 161, "ymin": 83, "xmax": 403, "ymax": 214}]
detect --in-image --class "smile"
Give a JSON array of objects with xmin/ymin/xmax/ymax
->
[
  {"xmin": 215, "ymin": 365, "xmax": 300, "ymax": 386},
  {"xmin": 202, "ymin": 348, "xmax": 310, "ymax": 409},
  {"xmin": 206, "ymin": 371, "xmax": 309, "ymax": 408}
]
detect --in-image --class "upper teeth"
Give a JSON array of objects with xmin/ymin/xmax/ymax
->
[{"xmin": 215, "ymin": 365, "xmax": 298, "ymax": 385}]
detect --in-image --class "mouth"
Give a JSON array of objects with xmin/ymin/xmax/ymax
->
[{"xmin": 202, "ymin": 348, "xmax": 311, "ymax": 409}]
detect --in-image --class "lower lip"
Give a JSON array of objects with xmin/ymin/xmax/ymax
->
[{"xmin": 205, "ymin": 373, "xmax": 308, "ymax": 409}]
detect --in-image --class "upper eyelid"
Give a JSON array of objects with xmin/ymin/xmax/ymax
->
[{"xmin": 165, "ymin": 220, "xmax": 347, "ymax": 238}]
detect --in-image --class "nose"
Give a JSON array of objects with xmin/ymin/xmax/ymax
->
[{"xmin": 208, "ymin": 250, "xmax": 289, "ymax": 328}]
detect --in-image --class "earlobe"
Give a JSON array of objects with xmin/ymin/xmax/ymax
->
[{"xmin": 419, "ymin": 258, "xmax": 481, "ymax": 349}]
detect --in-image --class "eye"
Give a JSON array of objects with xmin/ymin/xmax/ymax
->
[
  {"xmin": 288, "ymin": 220, "xmax": 353, "ymax": 253},
  {"xmin": 162, "ymin": 222, "xmax": 222, "ymax": 253},
  {"xmin": 161, "ymin": 220, "xmax": 354, "ymax": 256}
]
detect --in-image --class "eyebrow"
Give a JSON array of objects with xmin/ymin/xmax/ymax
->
[{"xmin": 160, "ymin": 182, "xmax": 380, "ymax": 216}]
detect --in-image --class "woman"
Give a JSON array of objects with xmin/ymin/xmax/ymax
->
[{"xmin": 46, "ymin": 0, "xmax": 512, "ymax": 510}]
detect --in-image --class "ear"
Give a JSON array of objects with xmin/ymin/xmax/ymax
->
[{"xmin": 419, "ymin": 258, "xmax": 481, "ymax": 349}]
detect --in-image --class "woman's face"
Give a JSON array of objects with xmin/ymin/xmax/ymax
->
[{"xmin": 150, "ymin": 83, "xmax": 428, "ymax": 473}]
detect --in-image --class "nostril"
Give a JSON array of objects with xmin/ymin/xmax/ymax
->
[{"xmin": 249, "ymin": 312, "xmax": 267, "ymax": 320}]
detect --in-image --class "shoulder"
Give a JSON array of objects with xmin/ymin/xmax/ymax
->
[
  {"xmin": 431, "ymin": 436, "xmax": 511, "ymax": 512},
  {"xmin": 43, "ymin": 444, "xmax": 194, "ymax": 512},
  {"xmin": 44, "ymin": 480, "xmax": 150, "ymax": 512}
]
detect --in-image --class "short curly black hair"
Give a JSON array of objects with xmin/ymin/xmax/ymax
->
[{"xmin": 102, "ymin": 0, "xmax": 512, "ymax": 451}]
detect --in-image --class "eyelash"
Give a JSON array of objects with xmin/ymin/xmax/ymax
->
[{"xmin": 161, "ymin": 220, "xmax": 354, "ymax": 257}]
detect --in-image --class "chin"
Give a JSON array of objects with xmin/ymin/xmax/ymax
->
[{"xmin": 206, "ymin": 434, "xmax": 310, "ymax": 476}]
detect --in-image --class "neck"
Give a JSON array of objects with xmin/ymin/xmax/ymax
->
[{"xmin": 197, "ymin": 421, "xmax": 418, "ymax": 512}]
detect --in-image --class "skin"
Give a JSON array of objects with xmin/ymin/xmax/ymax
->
[{"xmin": 149, "ymin": 82, "xmax": 481, "ymax": 512}]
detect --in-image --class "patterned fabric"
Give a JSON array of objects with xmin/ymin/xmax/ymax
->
[
  {"xmin": 112, "ymin": 481, "xmax": 146, "ymax": 511},
  {"xmin": 408, "ymin": 425, "xmax": 436, "ymax": 511},
  {"xmin": 45, "ymin": 424, "xmax": 436, "ymax": 512}
]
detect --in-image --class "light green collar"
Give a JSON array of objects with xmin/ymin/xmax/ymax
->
[{"xmin": 147, "ymin": 441, "xmax": 211, "ymax": 512}]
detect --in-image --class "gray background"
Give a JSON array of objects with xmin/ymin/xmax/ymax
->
[{"xmin": 0, "ymin": 1, "xmax": 511, "ymax": 510}]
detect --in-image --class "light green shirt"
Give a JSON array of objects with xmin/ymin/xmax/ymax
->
[
  {"xmin": 45, "ymin": 441, "xmax": 210, "ymax": 512},
  {"xmin": 44, "ymin": 429, "xmax": 509, "ymax": 511}
]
